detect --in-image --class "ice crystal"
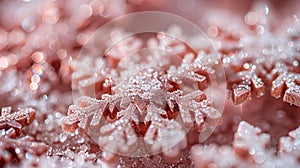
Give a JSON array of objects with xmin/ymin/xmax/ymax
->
[
  {"xmin": 71, "ymin": 30, "xmax": 142, "ymax": 99},
  {"xmin": 18, "ymin": 152, "xmax": 109, "ymax": 168},
  {"xmin": 0, "ymin": 106, "xmax": 35, "ymax": 137},
  {"xmin": 63, "ymin": 30, "xmax": 222, "ymax": 158},
  {"xmin": 0, "ymin": 131, "xmax": 48, "ymax": 164},
  {"xmin": 191, "ymin": 121, "xmax": 300, "ymax": 168},
  {"xmin": 205, "ymin": 3, "xmax": 300, "ymax": 105},
  {"xmin": 1, "ymin": 0, "xmax": 300, "ymax": 167},
  {"xmin": 191, "ymin": 144, "xmax": 241, "ymax": 168},
  {"xmin": 271, "ymin": 63, "xmax": 300, "ymax": 105},
  {"xmin": 233, "ymin": 121, "xmax": 271, "ymax": 164},
  {"xmin": 23, "ymin": 89, "xmax": 101, "ymax": 160},
  {"xmin": 279, "ymin": 126, "xmax": 300, "ymax": 159}
]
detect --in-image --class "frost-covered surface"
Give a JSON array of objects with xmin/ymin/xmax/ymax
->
[
  {"xmin": 0, "ymin": 106, "xmax": 35, "ymax": 137},
  {"xmin": 0, "ymin": 0, "xmax": 300, "ymax": 168},
  {"xmin": 191, "ymin": 121, "xmax": 300, "ymax": 168},
  {"xmin": 0, "ymin": 106, "xmax": 48, "ymax": 165}
]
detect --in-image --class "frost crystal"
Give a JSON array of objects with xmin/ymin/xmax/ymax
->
[
  {"xmin": 0, "ymin": 107, "xmax": 47, "ymax": 165},
  {"xmin": 191, "ymin": 144, "xmax": 241, "ymax": 168},
  {"xmin": 279, "ymin": 126, "xmax": 300, "ymax": 159},
  {"xmin": 191, "ymin": 121, "xmax": 300, "ymax": 168},
  {"xmin": 1, "ymin": 0, "xmax": 300, "ymax": 167},
  {"xmin": 63, "ymin": 30, "xmax": 222, "ymax": 158},
  {"xmin": 233, "ymin": 121, "xmax": 271, "ymax": 164},
  {"xmin": 0, "ymin": 133, "xmax": 48, "ymax": 164},
  {"xmin": 0, "ymin": 106, "xmax": 35, "ymax": 137},
  {"xmin": 207, "ymin": 3, "xmax": 300, "ymax": 106}
]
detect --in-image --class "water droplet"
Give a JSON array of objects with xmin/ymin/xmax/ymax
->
[
  {"xmin": 249, "ymin": 147, "xmax": 256, "ymax": 155},
  {"xmin": 256, "ymin": 26, "xmax": 265, "ymax": 34},
  {"xmin": 15, "ymin": 148, "xmax": 21, "ymax": 154},
  {"xmin": 245, "ymin": 12, "xmax": 258, "ymax": 25},
  {"xmin": 22, "ymin": 18, "xmax": 36, "ymax": 32}
]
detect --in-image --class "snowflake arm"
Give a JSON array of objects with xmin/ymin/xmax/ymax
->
[
  {"xmin": 62, "ymin": 96, "xmax": 107, "ymax": 133},
  {"xmin": 0, "ymin": 107, "xmax": 35, "ymax": 137}
]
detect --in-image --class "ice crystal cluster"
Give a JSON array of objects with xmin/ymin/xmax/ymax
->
[
  {"xmin": 191, "ymin": 121, "xmax": 300, "ymax": 167},
  {"xmin": 206, "ymin": 3, "xmax": 300, "ymax": 106}
]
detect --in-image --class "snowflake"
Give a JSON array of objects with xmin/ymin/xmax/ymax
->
[
  {"xmin": 270, "ymin": 63, "xmax": 300, "ymax": 106},
  {"xmin": 0, "ymin": 105, "xmax": 48, "ymax": 164},
  {"xmin": 0, "ymin": 106, "xmax": 35, "ymax": 137},
  {"xmin": 191, "ymin": 121, "xmax": 300, "ymax": 168},
  {"xmin": 205, "ymin": 3, "xmax": 300, "ymax": 106},
  {"xmin": 233, "ymin": 121, "xmax": 271, "ymax": 164},
  {"xmin": 63, "ymin": 30, "xmax": 222, "ymax": 159},
  {"xmin": 279, "ymin": 126, "xmax": 300, "ymax": 159}
]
